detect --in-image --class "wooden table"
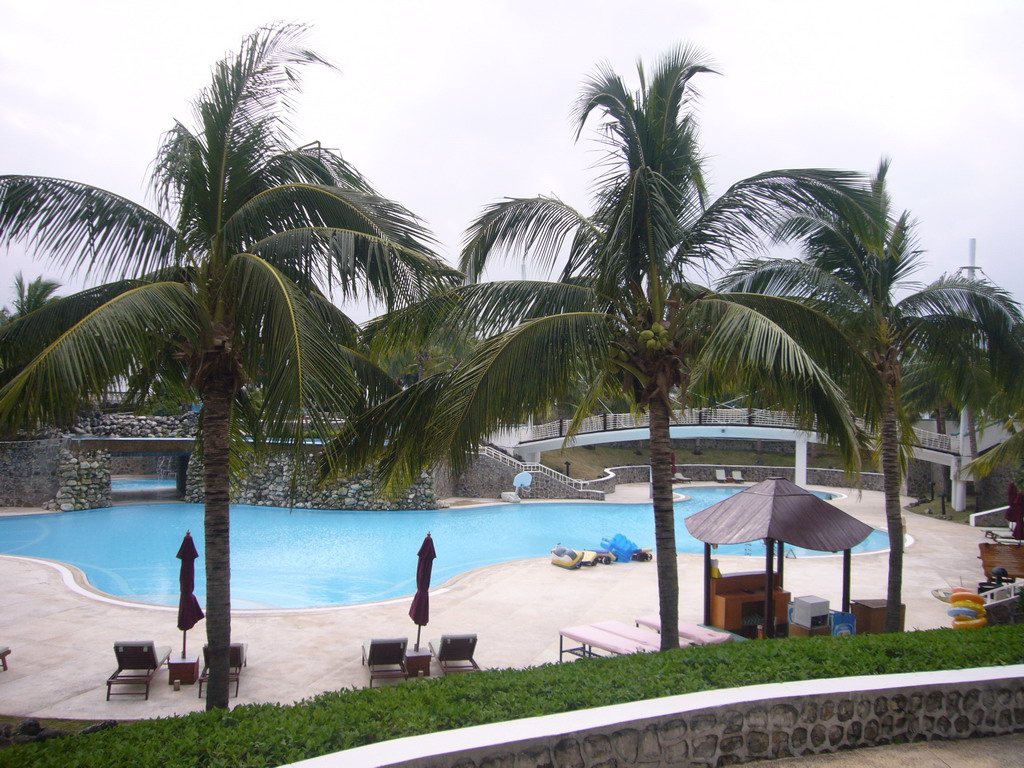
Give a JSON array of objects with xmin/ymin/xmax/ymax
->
[
  {"xmin": 405, "ymin": 649, "xmax": 432, "ymax": 677},
  {"xmin": 168, "ymin": 652, "xmax": 200, "ymax": 686}
]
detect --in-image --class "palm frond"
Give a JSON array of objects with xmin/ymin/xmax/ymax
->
[
  {"xmin": 460, "ymin": 195, "xmax": 601, "ymax": 283},
  {"xmin": 326, "ymin": 312, "xmax": 611, "ymax": 492},
  {"xmin": 0, "ymin": 176, "xmax": 177, "ymax": 279},
  {"xmin": 0, "ymin": 282, "xmax": 201, "ymax": 430},
  {"xmin": 227, "ymin": 253, "xmax": 363, "ymax": 444},
  {"xmin": 680, "ymin": 169, "xmax": 871, "ymax": 269},
  {"xmin": 691, "ymin": 299, "xmax": 862, "ymax": 468}
]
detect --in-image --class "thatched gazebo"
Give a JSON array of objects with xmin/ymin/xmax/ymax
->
[{"xmin": 684, "ymin": 477, "xmax": 874, "ymax": 638}]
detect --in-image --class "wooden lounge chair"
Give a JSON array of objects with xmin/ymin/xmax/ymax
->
[
  {"xmin": 715, "ymin": 469, "xmax": 728, "ymax": 482},
  {"xmin": 731, "ymin": 470, "xmax": 745, "ymax": 483},
  {"xmin": 106, "ymin": 641, "xmax": 171, "ymax": 700},
  {"xmin": 361, "ymin": 637, "xmax": 408, "ymax": 687},
  {"xmin": 0, "ymin": 646, "xmax": 9, "ymax": 671},
  {"xmin": 198, "ymin": 642, "xmax": 248, "ymax": 698},
  {"xmin": 428, "ymin": 634, "xmax": 480, "ymax": 674},
  {"xmin": 979, "ymin": 541, "xmax": 1024, "ymax": 579}
]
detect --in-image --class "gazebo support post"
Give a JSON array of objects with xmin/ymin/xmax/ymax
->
[
  {"xmin": 776, "ymin": 539, "xmax": 785, "ymax": 586},
  {"xmin": 703, "ymin": 543, "xmax": 713, "ymax": 625},
  {"xmin": 764, "ymin": 537, "xmax": 775, "ymax": 639},
  {"xmin": 842, "ymin": 549, "xmax": 852, "ymax": 612}
]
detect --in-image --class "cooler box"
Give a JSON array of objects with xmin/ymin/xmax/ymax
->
[{"xmin": 790, "ymin": 595, "xmax": 829, "ymax": 628}]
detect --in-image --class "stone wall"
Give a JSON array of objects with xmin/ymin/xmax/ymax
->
[
  {"xmin": 50, "ymin": 448, "xmax": 111, "ymax": 511},
  {"xmin": 364, "ymin": 671, "xmax": 1024, "ymax": 768},
  {"xmin": 69, "ymin": 411, "xmax": 198, "ymax": 437},
  {"xmin": 0, "ymin": 438, "xmax": 60, "ymax": 507},
  {"xmin": 184, "ymin": 451, "xmax": 440, "ymax": 510}
]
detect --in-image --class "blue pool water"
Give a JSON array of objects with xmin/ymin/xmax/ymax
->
[{"xmin": 0, "ymin": 487, "xmax": 887, "ymax": 609}]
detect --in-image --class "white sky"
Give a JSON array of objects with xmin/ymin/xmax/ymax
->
[{"xmin": 2, "ymin": 0, "xmax": 1022, "ymax": 320}]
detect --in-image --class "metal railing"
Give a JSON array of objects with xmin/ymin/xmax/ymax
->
[
  {"xmin": 477, "ymin": 446, "xmax": 591, "ymax": 492},
  {"xmin": 518, "ymin": 408, "xmax": 958, "ymax": 454}
]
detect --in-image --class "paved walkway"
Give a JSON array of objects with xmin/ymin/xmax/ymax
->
[{"xmin": 0, "ymin": 485, "xmax": 996, "ymax": 729}]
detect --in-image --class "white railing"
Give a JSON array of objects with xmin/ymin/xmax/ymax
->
[
  {"xmin": 518, "ymin": 409, "xmax": 959, "ymax": 454},
  {"xmin": 477, "ymin": 446, "xmax": 592, "ymax": 492}
]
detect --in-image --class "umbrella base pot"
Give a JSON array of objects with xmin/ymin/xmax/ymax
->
[{"xmin": 168, "ymin": 653, "xmax": 200, "ymax": 686}]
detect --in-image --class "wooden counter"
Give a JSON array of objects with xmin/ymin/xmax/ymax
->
[{"xmin": 710, "ymin": 571, "xmax": 790, "ymax": 638}]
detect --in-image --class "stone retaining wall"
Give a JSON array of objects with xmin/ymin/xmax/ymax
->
[
  {"xmin": 51, "ymin": 448, "xmax": 111, "ymax": 511},
  {"xmin": 0, "ymin": 438, "xmax": 60, "ymax": 507},
  {"xmin": 184, "ymin": 451, "xmax": 440, "ymax": 510},
  {"xmin": 325, "ymin": 667, "xmax": 1024, "ymax": 768}
]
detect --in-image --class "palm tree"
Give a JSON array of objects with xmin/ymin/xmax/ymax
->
[
  {"xmin": 723, "ymin": 160, "xmax": 1023, "ymax": 631},
  {"xmin": 0, "ymin": 24, "xmax": 455, "ymax": 708},
  {"xmin": 325, "ymin": 46, "xmax": 873, "ymax": 650},
  {"xmin": 10, "ymin": 272, "xmax": 62, "ymax": 318}
]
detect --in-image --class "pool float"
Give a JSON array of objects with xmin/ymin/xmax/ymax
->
[
  {"xmin": 600, "ymin": 533, "xmax": 651, "ymax": 563},
  {"xmin": 551, "ymin": 545, "xmax": 601, "ymax": 569},
  {"xmin": 947, "ymin": 592, "xmax": 988, "ymax": 628}
]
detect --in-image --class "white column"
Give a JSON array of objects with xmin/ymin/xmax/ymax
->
[
  {"xmin": 951, "ymin": 457, "xmax": 967, "ymax": 513},
  {"xmin": 951, "ymin": 410, "xmax": 970, "ymax": 513},
  {"xmin": 794, "ymin": 432, "xmax": 809, "ymax": 488}
]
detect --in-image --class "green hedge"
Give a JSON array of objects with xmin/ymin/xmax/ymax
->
[{"xmin": 4, "ymin": 626, "xmax": 1023, "ymax": 768}]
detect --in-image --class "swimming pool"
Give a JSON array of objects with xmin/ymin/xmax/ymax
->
[{"xmin": 0, "ymin": 487, "xmax": 887, "ymax": 609}]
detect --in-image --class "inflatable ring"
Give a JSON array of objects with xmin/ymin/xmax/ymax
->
[
  {"xmin": 948, "ymin": 606, "xmax": 979, "ymax": 619},
  {"xmin": 952, "ymin": 616, "xmax": 988, "ymax": 629},
  {"xmin": 950, "ymin": 592, "xmax": 985, "ymax": 606},
  {"xmin": 949, "ymin": 600, "xmax": 986, "ymax": 616}
]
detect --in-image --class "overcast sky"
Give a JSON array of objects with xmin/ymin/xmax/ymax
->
[{"xmin": 2, "ymin": 0, "xmax": 1022, "ymax": 320}]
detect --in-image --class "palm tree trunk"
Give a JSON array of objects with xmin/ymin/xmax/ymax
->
[
  {"xmin": 649, "ymin": 397, "xmax": 680, "ymax": 650},
  {"xmin": 201, "ymin": 372, "xmax": 233, "ymax": 710},
  {"xmin": 880, "ymin": 388, "xmax": 905, "ymax": 633}
]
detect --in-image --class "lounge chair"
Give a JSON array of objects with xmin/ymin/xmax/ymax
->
[
  {"xmin": 0, "ymin": 646, "xmax": 9, "ymax": 671},
  {"xmin": 673, "ymin": 472, "xmax": 691, "ymax": 484},
  {"xmin": 731, "ymin": 470, "xmax": 744, "ymax": 483},
  {"xmin": 428, "ymin": 634, "xmax": 480, "ymax": 674},
  {"xmin": 634, "ymin": 615, "xmax": 734, "ymax": 644},
  {"xmin": 106, "ymin": 641, "xmax": 171, "ymax": 700},
  {"xmin": 558, "ymin": 623, "xmax": 660, "ymax": 661},
  {"xmin": 361, "ymin": 637, "xmax": 408, "ymax": 687},
  {"xmin": 715, "ymin": 469, "xmax": 728, "ymax": 482},
  {"xmin": 198, "ymin": 642, "xmax": 248, "ymax": 698}
]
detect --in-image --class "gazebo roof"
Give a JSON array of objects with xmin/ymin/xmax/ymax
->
[{"xmin": 684, "ymin": 477, "xmax": 873, "ymax": 551}]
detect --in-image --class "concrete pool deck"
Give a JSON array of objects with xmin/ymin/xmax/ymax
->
[{"xmin": 0, "ymin": 484, "xmax": 996, "ymax": 722}]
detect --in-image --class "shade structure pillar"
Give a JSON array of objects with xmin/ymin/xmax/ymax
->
[
  {"xmin": 703, "ymin": 543, "xmax": 713, "ymax": 625},
  {"xmin": 794, "ymin": 432, "xmax": 809, "ymax": 488},
  {"xmin": 763, "ymin": 538, "xmax": 775, "ymax": 639},
  {"xmin": 776, "ymin": 539, "xmax": 785, "ymax": 587},
  {"xmin": 842, "ymin": 549, "xmax": 852, "ymax": 612}
]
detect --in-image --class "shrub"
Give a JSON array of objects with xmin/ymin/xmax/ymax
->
[{"xmin": 3, "ymin": 625, "xmax": 1022, "ymax": 768}]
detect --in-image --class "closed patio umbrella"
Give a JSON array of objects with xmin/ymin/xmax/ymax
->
[
  {"xmin": 176, "ymin": 530, "xmax": 204, "ymax": 658},
  {"xmin": 409, "ymin": 532, "xmax": 435, "ymax": 652}
]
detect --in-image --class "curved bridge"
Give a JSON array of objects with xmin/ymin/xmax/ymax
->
[{"xmin": 491, "ymin": 408, "xmax": 1004, "ymax": 511}]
